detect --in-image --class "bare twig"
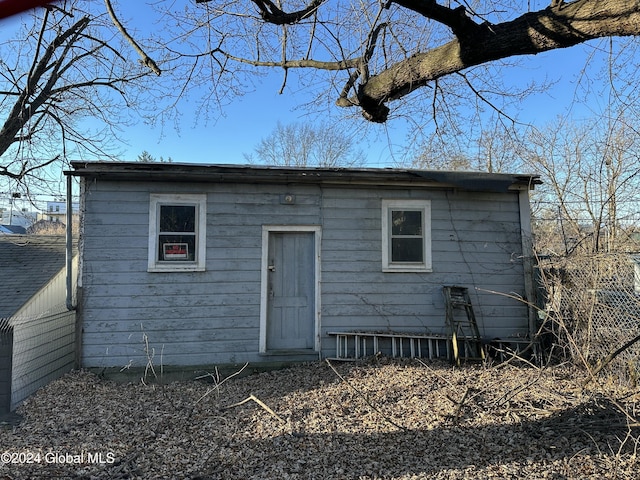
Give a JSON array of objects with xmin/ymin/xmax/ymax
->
[
  {"xmin": 490, "ymin": 344, "xmax": 540, "ymax": 370},
  {"xmin": 584, "ymin": 333, "xmax": 640, "ymax": 387},
  {"xmin": 222, "ymin": 394, "xmax": 285, "ymax": 423},
  {"xmin": 195, "ymin": 362, "xmax": 249, "ymax": 404},
  {"xmin": 450, "ymin": 386, "xmax": 473, "ymax": 425}
]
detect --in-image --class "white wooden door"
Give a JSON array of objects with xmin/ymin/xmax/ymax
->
[{"xmin": 265, "ymin": 231, "xmax": 316, "ymax": 351}]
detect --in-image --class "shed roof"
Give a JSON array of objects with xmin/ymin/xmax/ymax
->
[
  {"xmin": 0, "ymin": 235, "xmax": 68, "ymax": 320},
  {"xmin": 68, "ymin": 162, "xmax": 541, "ymax": 193}
]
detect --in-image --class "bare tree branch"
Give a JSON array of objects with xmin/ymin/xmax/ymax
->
[
  {"xmin": 0, "ymin": 15, "xmax": 91, "ymax": 157},
  {"xmin": 393, "ymin": 0, "xmax": 481, "ymax": 39},
  {"xmin": 356, "ymin": 0, "xmax": 640, "ymax": 121},
  {"xmin": 103, "ymin": 0, "xmax": 161, "ymax": 75},
  {"xmin": 197, "ymin": 0, "xmax": 324, "ymax": 25},
  {"xmin": 252, "ymin": 0, "xmax": 324, "ymax": 25}
]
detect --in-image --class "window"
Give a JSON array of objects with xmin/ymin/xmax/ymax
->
[
  {"xmin": 382, "ymin": 200, "xmax": 432, "ymax": 272},
  {"xmin": 148, "ymin": 194, "xmax": 206, "ymax": 272}
]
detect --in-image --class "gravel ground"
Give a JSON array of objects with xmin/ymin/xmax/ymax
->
[{"xmin": 1, "ymin": 359, "xmax": 639, "ymax": 479}]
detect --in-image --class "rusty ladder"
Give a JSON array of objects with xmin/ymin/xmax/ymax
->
[{"xmin": 443, "ymin": 286, "xmax": 485, "ymax": 365}]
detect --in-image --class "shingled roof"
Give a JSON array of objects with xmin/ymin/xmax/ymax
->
[{"xmin": 0, "ymin": 235, "xmax": 69, "ymax": 321}]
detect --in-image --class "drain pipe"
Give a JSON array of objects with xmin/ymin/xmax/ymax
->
[{"xmin": 66, "ymin": 173, "xmax": 76, "ymax": 311}]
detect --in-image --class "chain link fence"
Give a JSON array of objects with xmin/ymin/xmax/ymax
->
[{"xmin": 537, "ymin": 253, "xmax": 640, "ymax": 383}]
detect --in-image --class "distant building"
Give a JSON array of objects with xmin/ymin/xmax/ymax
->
[
  {"xmin": 45, "ymin": 200, "xmax": 79, "ymax": 223},
  {"xmin": 0, "ymin": 205, "xmax": 37, "ymax": 228}
]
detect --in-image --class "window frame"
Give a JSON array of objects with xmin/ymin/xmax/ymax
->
[
  {"xmin": 381, "ymin": 199, "xmax": 432, "ymax": 272},
  {"xmin": 148, "ymin": 193, "xmax": 207, "ymax": 272}
]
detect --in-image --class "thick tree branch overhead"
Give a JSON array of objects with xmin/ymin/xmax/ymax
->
[
  {"xmin": 197, "ymin": 0, "xmax": 323, "ymax": 24},
  {"xmin": 251, "ymin": 0, "xmax": 324, "ymax": 25},
  {"xmin": 190, "ymin": 0, "xmax": 640, "ymax": 123},
  {"xmin": 358, "ymin": 0, "xmax": 640, "ymax": 121}
]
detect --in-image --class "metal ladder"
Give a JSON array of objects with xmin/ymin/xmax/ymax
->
[{"xmin": 443, "ymin": 286, "xmax": 485, "ymax": 365}]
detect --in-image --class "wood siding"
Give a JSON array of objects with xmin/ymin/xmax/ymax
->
[
  {"xmin": 319, "ymin": 187, "xmax": 527, "ymax": 356},
  {"xmin": 79, "ymin": 179, "xmax": 529, "ymax": 368}
]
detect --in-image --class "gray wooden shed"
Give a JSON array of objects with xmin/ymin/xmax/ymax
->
[{"xmin": 68, "ymin": 161, "xmax": 540, "ymax": 370}]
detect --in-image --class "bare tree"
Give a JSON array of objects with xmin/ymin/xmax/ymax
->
[
  {"xmin": 6, "ymin": 0, "xmax": 640, "ymax": 192},
  {"xmin": 410, "ymin": 134, "xmax": 475, "ymax": 171},
  {"xmin": 410, "ymin": 115, "xmax": 524, "ymax": 172},
  {"xmin": 408, "ymin": 107, "xmax": 640, "ymax": 255},
  {"xmin": 0, "ymin": 0, "xmax": 153, "ymax": 191},
  {"xmin": 160, "ymin": 0, "xmax": 640, "ymax": 126},
  {"xmin": 523, "ymin": 114, "xmax": 640, "ymax": 254},
  {"xmin": 245, "ymin": 121, "xmax": 366, "ymax": 167}
]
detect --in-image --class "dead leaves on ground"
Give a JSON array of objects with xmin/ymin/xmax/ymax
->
[{"xmin": 1, "ymin": 359, "xmax": 639, "ymax": 479}]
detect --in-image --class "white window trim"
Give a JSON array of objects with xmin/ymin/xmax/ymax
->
[
  {"xmin": 148, "ymin": 193, "xmax": 207, "ymax": 272},
  {"xmin": 382, "ymin": 199, "xmax": 432, "ymax": 272}
]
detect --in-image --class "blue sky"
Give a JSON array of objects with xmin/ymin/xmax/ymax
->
[
  {"xmin": 117, "ymin": 73, "xmax": 410, "ymax": 167},
  {"xmin": 120, "ymin": 47, "xmax": 596, "ymax": 167}
]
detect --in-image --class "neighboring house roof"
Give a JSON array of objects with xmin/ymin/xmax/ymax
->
[
  {"xmin": 0, "ymin": 225, "xmax": 27, "ymax": 234},
  {"xmin": 68, "ymin": 162, "xmax": 541, "ymax": 193},
  {"xmin": 0, "ymin": 235, "xmax": 68, "ymax": 319}
]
